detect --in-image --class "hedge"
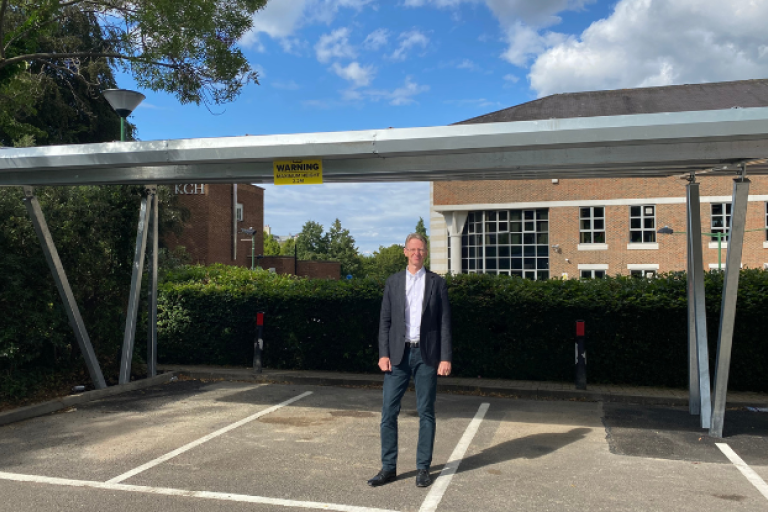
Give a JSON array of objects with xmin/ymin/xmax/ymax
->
[{"xmin": 156, "ymin": 265, "xmax": 768, "ymax": 391}]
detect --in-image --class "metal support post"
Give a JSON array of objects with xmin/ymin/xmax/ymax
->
[
  {"xmin": 574, "ymin": 320, "xmax": 587, "ymax": 390},
  {"xmin": 254, "ymin": 311, "xmax": 264, "ymax": 374},
  {"xmin": 710, "ymin": 173, "xmax": 751, "ymax": 438},
  {"xmin": 686, "ymin": 180, "xmax": 712, "ymax": 426},
  {"xmin": 21, "ymin": 187, "xmax": 107, "ymax": 390},
  {"xmin": 686, "ymin": 183, "xmax": 700, "ymax": 416},
  {"xmin": 119, "ymin": 189, "xmax": 152, "ymax": 384},
  {"xmin": 146, "ymin": 188, "xmax": 159, "ymax": 378}
]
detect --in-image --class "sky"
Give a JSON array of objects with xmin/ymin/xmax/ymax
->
[{"xmin": 118, "ymin": 0, "xmax": 768, "ymax": 254}]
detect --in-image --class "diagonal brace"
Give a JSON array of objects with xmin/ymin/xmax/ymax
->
[
  {"xmin": 119, "ymin": 187, "xmax": 155, "ymax": 384},
  {"xmin": 21, "ymin": 187, "xmax": 107, "ymax": 390}
]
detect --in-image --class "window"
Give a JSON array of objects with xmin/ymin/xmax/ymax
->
[
  {"xmin": 461, "ymin": 209, "xmax": 549, "ymax": 280},
  {"xmin": 630, "ymin": 270, "xmax": 657, "ymax": 278},
  {"xmin": 580, "ymin": 270, "xmax": 605, "ymax": 279},
  {"xmin": 629, "ymin": 205, "xmax": 656, "ymax": 243},
  {"xmin": 579, "ymin": 206, "xmax": 605, "ymax": 244},
  {"xmin": 236, "ymin": 203, "xmax": 244, "ymax": 222},
  {"xmin": 711, "ymin": 203, "xmax": 731, "ymax": 235}
]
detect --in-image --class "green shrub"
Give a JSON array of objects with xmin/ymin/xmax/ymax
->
[{"xmin": 157, "ymin": 266, "xmax": 768, "ymax": 391}]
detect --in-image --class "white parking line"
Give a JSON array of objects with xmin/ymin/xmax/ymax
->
[
  {"xmin": 107, "ymin": 391, "xmax": 313, "ymax": 484},
  {"xmin": 0, "ymin": 471, "xmax": 399, "ymax": 512},
  {"xmin": 419, "ymin": 403, "xmax": 490, "ymax": 512},
  {"xmin": 716, "ymin": 443, "xmax": 768, "ymax": 500}
]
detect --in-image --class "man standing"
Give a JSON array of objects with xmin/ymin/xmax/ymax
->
[{"xmin": 368, "ymin": 233, "xmax": 452, "ymax": 488}]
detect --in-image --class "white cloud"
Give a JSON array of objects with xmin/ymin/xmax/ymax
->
[
  {"xmin": 503, "ymin": 73, "xmax": 519, "ymax": 84},
  {"xmin": 315, "ymin": 27, "xmax": 357, "ymax": 63},
  {"xmin": 391, "ymin": 30, "xmax": 430, "ymax": 61},
  {"xmin": 243, "ymin": 0, "xmax": 375, "ymax": 50},
  {"xmin": 332, "ymin": 61, "xmax": 376, "ymax": 87},
  {"xmin": 363, "ymin": 28, "xmax": 390, "ymax": 50},
  {"xmin": 456, "ymin": 58, "xmax": 478, "ymax": 70},
  {"xmin": 529, "ymin": 0, "xmax": 768, "ymax": 97},
  {"xmin": 385, "ymin": 76, "xmax": 430, "ymax": 105}
]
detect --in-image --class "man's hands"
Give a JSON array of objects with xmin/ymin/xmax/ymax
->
[{"xmin": 378, "ymin": 357, "xmax": 452, "ymax": 376}]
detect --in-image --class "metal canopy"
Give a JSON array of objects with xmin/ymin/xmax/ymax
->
[
  {"xmin": 3, "ymin": 105, "xmax": 767, "ymax": 439},
  {"xmin": 1, "ymin": 107, "xmax": 768, "ymax": 186}
]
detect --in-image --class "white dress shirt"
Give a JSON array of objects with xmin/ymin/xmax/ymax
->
[{"xmin": 404, "ymin": 267, "xmax": 426, "ymax": 342}]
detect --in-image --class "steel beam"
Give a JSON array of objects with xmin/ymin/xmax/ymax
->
[
  {"xmin": 119, "ymin": 190, "xmax": 152, "ymax": 384},
  {"xmin": 685, "ymin": 184, "xmax": 700, "ymax": 416},
  {"xmin": 710, "ymin": 176, "xmax": 751, "ymax": 438},
  {"xmin": 21, "ymin": 187, "xmax": 106, "ymax": 390},
  {"xmin": 3, "ymin": 108, "xmax": 768, "ymax": 186},
  {"xmin": 686, "ymin": 182, "xmax": 712, "ymax": 427},
  {"xmin": 146, "ymin": 188, "xmax": 158, "ymax": 378}
]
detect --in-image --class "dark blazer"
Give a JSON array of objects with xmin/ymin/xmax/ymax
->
[{"xmin": 378, "ymin": 269, "xmax": 452, "ymax": 368}]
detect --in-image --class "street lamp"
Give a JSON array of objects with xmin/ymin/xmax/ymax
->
[
  {"xmin": 241, "ymin": 227, "xmax": 258, "ymax": 270},
  {"xmin": 103, "ymin": 89, "xmax": 146, "ymax": 142},
  {"xmin": 657, "ymin": 225, "xmax": 765, "ymax": 271}
]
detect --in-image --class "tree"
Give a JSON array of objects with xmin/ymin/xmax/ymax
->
[
  {"xmin": 360, "ymin": 244, "xmax": 407, "ymax": 279},
  {"xmin": 263, "ymin": 233, "xmax": 280, "ymax": 256},
  {"xmin": 296, "ymin": 220, "xmax": 327, "ymax": 261},
  {"xmin": 326, "ymin": 218, "xmax": 360, "ymax": 277},
  {"xmin": 279, "ymin": 237, "xmax": 295, "ymax": 256},
  {"xmin": 0, "ymin": 184, "xmax": 188, "ymax": 396},
  {"xmin": 0, "ymin": 10, "xmax": 129, "ymax": 147},
  {"xmin": 415, "ymin": 217, "xmax": 430, "ymax": 269},
  {"xmin": 0, "ymin": 0, "xmax": 267, "ymax": 108}
]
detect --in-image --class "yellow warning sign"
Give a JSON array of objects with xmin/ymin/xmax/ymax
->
[{"xmin": 273, "ymin": 159, "xmax": 323, "ymax": 185}]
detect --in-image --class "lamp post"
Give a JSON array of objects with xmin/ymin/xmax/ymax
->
[
  {"xmin": 241, "ymin": 227, "xmax": 258, "ymax": 269},
  {"xmin": 657, "ymin": 226, "xmax": 764, "ymax": 271},
  {"xmin": 103, "ymin": 89, "xmax": 146, "ymax": 141}
]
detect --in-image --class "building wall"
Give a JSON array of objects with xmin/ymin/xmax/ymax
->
[
  {"xmin": 165, "ymin": 183, "xmax": 264, "ymax": 267},
  {"xmin": 430, "ymin": 175, "xmax": 768, "ymax": 276},
  {"xmin": 260, "ymin": 256, "xmax": 341, "ymax": 280}
]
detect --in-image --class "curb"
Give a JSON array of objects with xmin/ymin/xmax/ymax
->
[
  {"xmin": 0, "ymin": 372, "xmax": 178, "ymax": 427},
  {"xmin": 172, "ymin": 368, "xmax": 698, "ymax": 407}
]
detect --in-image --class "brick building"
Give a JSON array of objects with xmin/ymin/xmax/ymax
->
[
  {"xmin": 165, "ymin": 183, "xmax": 265, "ymax": 267},
  {"xmin": 429, "ymin": 80, "xmax": 768, "ymax": 278}
]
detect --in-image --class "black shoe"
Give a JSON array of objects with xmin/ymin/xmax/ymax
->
[
  {"xmin": 416, "ymin": 469, "xmax": 432, "ymax": 487},
  {"xmin": 367, "ymin": 469, "xmax": 397, "ymax": 487}
]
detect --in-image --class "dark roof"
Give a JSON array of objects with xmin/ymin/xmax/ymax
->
[{"xmin": 458, "ymin": 79, "xmax": 768, "ymax": 125}]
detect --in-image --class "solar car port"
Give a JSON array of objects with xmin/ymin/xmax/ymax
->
[
  {"xmin": 2, "ymin": 106, "xmax": 768, "ymax": 439},
  {"xmin": 1, "ymin": 379, "xmax": 768, "ymax": 512}
]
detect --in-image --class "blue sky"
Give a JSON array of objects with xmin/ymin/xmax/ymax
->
[{"xmin": 119, "ymin": 0, "xmax": 768, "ymax": 254}]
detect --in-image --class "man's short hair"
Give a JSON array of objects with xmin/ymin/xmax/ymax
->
[{"xmin": 405, "ymin": 232, "xmax": 428, "ymax": 248}]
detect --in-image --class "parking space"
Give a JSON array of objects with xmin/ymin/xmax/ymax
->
[{"xmin": 1, "ymin": 380, "xmax": 768, "ymax": 511}]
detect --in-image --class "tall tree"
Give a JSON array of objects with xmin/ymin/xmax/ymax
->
[
  {"xmin": 359, "ymin": 244, "xmax": 407, "ymax": 279},
  {"xmin": 415, "ymin": 217, "xmax": 430, "ymax": 269},
  {"xmin": 279, "ymin": 237, "xmax": 296, "ymax": 257},
  {"xmin": 296, "ymin": 220, "xmax": 327, "ymax": 261},
  {"xmin": 0, "ymin": 9, "xmax": 128, "ymax": 147},
  {"xmin": 0, "ymin": 0, "xmax": 267, "ymax": 108},
  {"xmin": 263, "ymin": 233, "xmax": 280, "ymax": 256},
  {"xmin": 326, "ymin": 218, "xmax": 360, "ymax": 277}
]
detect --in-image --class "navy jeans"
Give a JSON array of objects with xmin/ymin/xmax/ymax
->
[{"xmin": 380, "ymin": 345, "xmax": 438, "ymax": 471}]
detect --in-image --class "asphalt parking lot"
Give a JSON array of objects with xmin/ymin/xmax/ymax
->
[{"xmin": 1, "ymin": 379, "xmax": 767, "ymax": 512}]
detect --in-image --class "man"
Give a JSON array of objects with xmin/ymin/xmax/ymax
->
[{"xmin": 367, "ymin": 233, "xmax": 452, "ymax": 488}]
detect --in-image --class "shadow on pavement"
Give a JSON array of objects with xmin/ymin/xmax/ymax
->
[{"xmin": 398, "ymin": 427, "xmax": 592, "ymax": 480}]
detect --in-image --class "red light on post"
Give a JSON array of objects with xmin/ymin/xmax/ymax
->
[
  {"xmin": 576, "ymin": 320, "xmax": 585, "ymax": 337},
  {"xmin": 256, "ymin": 312, "xmax": 264, "ymax": 326}
]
